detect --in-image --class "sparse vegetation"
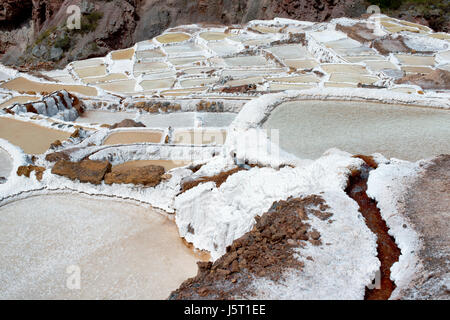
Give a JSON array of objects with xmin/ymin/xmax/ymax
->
[
  {"xmin": 54, "ymin": 34, "xmax": 71, "ymax": 50},
  {"xmin": 79, "ymin": 11, "xmax": 104, "ymax": 33}
]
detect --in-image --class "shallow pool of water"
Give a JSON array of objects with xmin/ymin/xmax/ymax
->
[
  {"xmin": 0, "ymin": 117, "xmax": 71, "ymax": 154},
  {"xmin": 155, "ymin": 33, "xmax": 191, "ymax": 44},
  {"xmin": 0, "ymin": 194, "xmax": 201, "ymax": 299},
  {"xmin": 262, "ymin": 100, "xmax": 450, "ymax": 161},
  {"xmin": 103, "ymin": 130, "xmax": 163, "ymax": 145},
  {"xmin": 77, "ymin": 111, "xmax": 236, "ymax": 128},
  {"xmin": 1, "ymin": 77, "xmax": 97, "ymax": 96}
]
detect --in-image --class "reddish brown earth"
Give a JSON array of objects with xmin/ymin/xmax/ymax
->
[
  {"xmin": 104, "ymin": 164, "xmax": 165, "ymax": 186},
  {"xmin": 1, "ymin": 1, "xmax": 447, "ymax": 68},
  {"xmin": 221, "ymin": 84, "xmax": 257, "ymax": 94},
  {"xmin": 1, "ymin": 0, "xmax": 365, "ymax": 68},
  {"xmin": 399, "ymin": 154, "xmax": 450, "ymax": 299},
  {"xmin": 51, "ymin": 159, "xmax": 111, "ymax": 184},
  {"xmin": 180, "ymin": 167, "xmax": 245, "ymax": 193},
  {"xmin": 396, "ymin": 69, "xmax": 450, "ymax": 90},
  {"xmin": 336, "ymin": 23, "xmax": 431, "ymax": 55},
  {"xmin": 346, "ymin": 158, "xmax": 401, "ymax": 300},
  {"xmin": 17, "ymin": 164, "xmax": 45, "ymax": 181},
  {"xmin": 45, "ymin": 151, "xmax": 70, "ymax": 162},
  {"xmin": 169, "ymin": 195, "xmax": 331, "ymax": 300},
  {"xmin": 109, "ymin": 119, "xmax": 146, "ymax": 129}
]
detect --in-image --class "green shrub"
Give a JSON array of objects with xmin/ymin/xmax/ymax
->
[
  {"xmin": 54, "ymin": 34, "xmax": 71, "ymax": 50},
  {"xmin": 80, "ymin": 11, "xmax": 104, "ymax": 33}
]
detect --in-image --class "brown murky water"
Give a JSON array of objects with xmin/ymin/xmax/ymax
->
[
  {"xmin": 199, "ymin": 32, "xmax": 229, "ymax": 41},
  {"xmin": 103, "ymin": 130, "xmax": 163, "ymax": 145},
  {"xmin": 156, "ymin": 33, "xmax": 191, "ymax": 44},
  {"xmin": 111, "ymin": 48, "xmax": 135, "ymax": 60},
  {"xmin": 1, "ymin": 77, "xmax": 98, "ymax": 96},
  {"xmin": 0, "ymin": 96, "xmax": 40, "ymax": 109},
  {"xmin": 0, "ymin": 117, "xmax": 71, "ymax": 154}
]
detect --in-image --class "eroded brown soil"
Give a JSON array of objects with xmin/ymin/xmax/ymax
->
[
  {"xmin": 180, "ymin": 167, "xmax": 244, "ymax": 193},
  {"xmin": 169, "ymin": 195, "xmax": 332, "ymax": 300},
  {"xmin": 400, "ymin": 154, "xmax": 450, "ymax": 299},
  {"xmin": 346, "ymin": 159, "xmax": 401, "ymax": 300}
]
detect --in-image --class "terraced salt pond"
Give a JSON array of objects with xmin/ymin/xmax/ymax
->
[
  {"xmin": 0, "ymin": 77, "xmax": 97, "ymax": 96},
  {"xmin": 263, "ymin": 100, "xmax": 450, "ymax": 161},
  {"xmin": 0, "ymin": 194, "xmax": 201, "ymax": 299},
  {"xmin": 77, "ymin": 111, "xmax": 236, "ymax": 127},
  {"xmin": 0, "ymin": 117, "xmax": 71, "ymax": 154},
  {"xmin": 103, "ymin": 130, "xmax": 163, "ymax": 145}
]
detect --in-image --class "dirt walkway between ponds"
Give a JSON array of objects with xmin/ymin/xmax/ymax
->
[
  {"xmin": 345, "ymin": 159, "xmax": 401, "ymax": 300},
  {"xmin": 0, "ymin": 117, "xmax": 71, "ymax": 154},
  {"xmin": 399, "ymin": 155, "xmax": 450, "ymax": 299}
]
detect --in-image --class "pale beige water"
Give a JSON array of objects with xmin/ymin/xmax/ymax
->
[
  {"xmin": 82, "ymin": 73, "xmax": 128, "ymax": 85},
  {"xmin": 0, "ymin": 117, "xmax": 71, "ymax": 154},
  {"xmin": 324, "ymin": 82, "xmax": 358, "ymax": 88},
  {"xmin": 97, "ymin": 80, "xmax": 137, "ymax": 94},
  {"xmin": 199, "ymin": 32, "xmax": 229, "ymax": 41},
  {"xmin": 321, "ymin": 64, "xmax": 369, "ymax": 74},
  {"xmin": 111, "ymin": 48, "xmax": 135, "ymax": 60},
  {"xmin": 155, "ymin": 33, "xmax": 190, "ymax": 44},
  {"xmin": 180, "ymin": 77, "xmax": 219, "ymax": 88},
  {"xmin": 284, "ymin": 59, "xmax": 318, "ymax": 69},
  {"xmin": 103, "ymin": 130, "xmax": 163, "ymax": 145},
  {"xmin": 0, "ymin": 194, "xmax": 201, "ymax": 299},
  {"xmin": 74, "ymin": 65, "xmax": 107, "ymax": 78},
  {"xmin": 263, "ymin": 100, "xmax": 450, "ymax": 161},
  {"xmin": 395, "ymin": 54, "xmax": 435, "ymax": 66},
  {"xmin": 0, "ymin": 96, "xmax": 39, "ymax": 109},
  {"xmin": 401, "ymin": 66, "xmax": 433, "ymax": 74},
  {"xmin": 328, "ymin": 73, "xmax": 378, "ymax": 84},
  {"xmin": 269, "ymin": 75, "xmax": 320, "ymax": 83},
  {"xmin": 140, "ymin": 78, "xmax": 175, "ymax": 90},
  {"xmin": 136, "ymin": 49, "xmax": 166, "ymax": 60},
  {"xmin": 1, "ymin": 77, "xmax": 97, "ymax": 96},
  {"xmin": 268, "ymin": 83, "xmax": 315, "ymax": 91}
]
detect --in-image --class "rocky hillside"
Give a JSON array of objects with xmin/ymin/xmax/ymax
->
[{"xmin": 0, "ymin": 0, "xmax": 447, "ymax": 69}]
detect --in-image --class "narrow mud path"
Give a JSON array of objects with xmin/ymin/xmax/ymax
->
[{"xmin": 345, "ymin": 159, "xmax": 401, "ymax": 300}]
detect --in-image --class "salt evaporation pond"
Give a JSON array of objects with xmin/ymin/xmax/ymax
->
[
  {"xmin": 0, "ymin": 148, "xmax": 12, "ymax": 180},
  {"xmin": 77, "ymin": 111, "xmax": 236, "ymax": 128},
  {"xmin": 263, "ymin": 100, "xmax": 450, "ymax": 161},
  {"xmin": 0, "ymin": 194, "xmax": 201, "ymax": 299},
  {"xmin": 0, "ymin": 117, "xmax": 71, "ymax": 154}
]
